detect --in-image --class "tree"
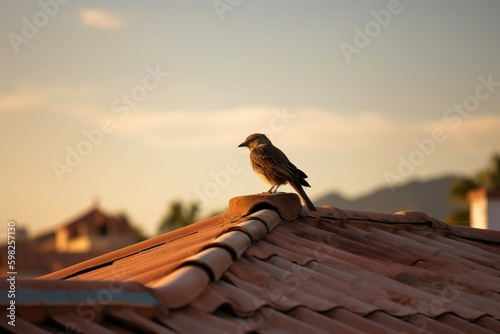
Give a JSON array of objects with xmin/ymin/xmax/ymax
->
[
  {"xmin": 158, "ymin": 200, "xmax": 200, "ymax": 234},
  {"xmin": 448, "ymin": 152, "xmax": 500, "ymax": 225},
  {"xmin": 117, "ymin": 212, "xmax": 149, "ymax": 242},
  {"xmin": 477, "ymin": 153, "xmax": 500, "ymax": 189}
]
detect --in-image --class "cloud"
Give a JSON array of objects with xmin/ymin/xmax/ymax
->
[
  {"xmin": 114, "ymin": 106, "xmax": 280, "ymax": 148},
  {"xmin": 3, "ymin": 83, "xmax": 498, "ymax": 162},
  {"xmin": 285, "ymin": 109, "xmax": 421, "ymax": 150},
  {"xmin": 110, "ymin": 107, "xmax": 500, "ymax": 157},
  {"xmin": 439, "ymin": 114, "xmax": 500, "ymax": 154},
  {"xmin": 80, "ymin": 8, "xmax": 125, "ymax": 30},
  {"xmin": 0, "ymin": 85, "xmax": 95, "ymax": 116},
  {"xmin": 0, "ymin": 91, "xmax": 47, "ymax": 112}
]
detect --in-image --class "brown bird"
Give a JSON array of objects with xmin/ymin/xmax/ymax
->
[{"xmin": 238, "ymin": 133, "xmax": 317, "ymax": 211}]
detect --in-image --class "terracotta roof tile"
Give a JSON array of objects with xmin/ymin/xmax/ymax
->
[
  {"xmin": 476, "ymin": 316, "xmax": 500, "ymax": 332},
  {"xmin": 289, "ymin": 306, "xmax": 365, "ymax": 334},
  {"xmin": 0, "ymin": 315, "xmax": 50, "ymax": 334},
  {"xmin": 153, "ymin": 266, "xmax": 210, "ymax": 308},
  {"xmin": 1, "ymin": 193, "xmax": 500, "ymax": 333},
  {"xmin": 51, "ymin": 312, "xmax": 116, "ymax": 334},
  {"xmin": 158, "ymin": 306, "xmax": 239, "ymax": 333}
]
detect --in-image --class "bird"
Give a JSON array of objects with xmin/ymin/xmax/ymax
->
[{"xmin": 238, "ymin": 133, "xmax": 317, "ymax": 211}]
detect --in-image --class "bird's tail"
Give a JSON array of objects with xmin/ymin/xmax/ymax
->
[{"xmin": 290, "ymin": 183, "xmax": 317, "ymax": 211}]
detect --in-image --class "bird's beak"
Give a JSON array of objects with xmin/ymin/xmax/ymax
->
[{"xmin": 238, "ymin": 141, "xmax": 247, "ymax": 148}]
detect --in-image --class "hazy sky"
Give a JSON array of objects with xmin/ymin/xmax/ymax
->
[{"xmin": 1, "ymin": 1, "xmax": 499, "ymax": 236}]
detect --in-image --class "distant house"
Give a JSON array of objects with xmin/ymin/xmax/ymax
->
[
  {"xmin": 54, "ymin": 205, "xmax": 137, "ymax": 253},
  {"xmin": 0, "ymin": 205, "xmax": 138, "ymax": 277},
  {"xmin": 468, "ymin": 188, "xmax": 500, "ymax": 230}
]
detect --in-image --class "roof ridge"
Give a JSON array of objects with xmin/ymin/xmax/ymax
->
[
  {"xmin": 319, "ymin": 208, "xmax": 436, "ymax": 224},
  {"xmin": 318, "ymin": 206, "xmax": 500, "ymax": 244},
  {"xmin": 448, "ymin": 225, "xmax": 500, "ymax": 244}
]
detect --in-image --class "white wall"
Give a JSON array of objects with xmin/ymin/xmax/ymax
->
[
  {"xmin": 470, "ymin": 195, "xmax": 488, "ymax": 229},
  {"xmin": 487, "ymin": 198, "xmax": 500, "ymax": 231}
]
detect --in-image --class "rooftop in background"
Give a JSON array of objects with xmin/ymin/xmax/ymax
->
[
  {"xmin": 1, "ymin": 193, "xmax": 500, "ymax": 333},
  {"xmin": 0, "ymin": 205, "xmax": 138, "ymax": 277}
]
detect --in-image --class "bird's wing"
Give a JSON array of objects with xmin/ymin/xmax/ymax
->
[{"xmin": 251, "ymin": 144, "xmax": 309, "ymax": 186}]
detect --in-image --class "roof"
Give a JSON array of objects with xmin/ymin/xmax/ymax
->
[
  {"xmin": 58, "ymin": 205, "xmax": 135, "ymax": 236},
  {"xmin": 468, "ymin": 188, "xmax": 500, "ymax": 200},
  {"xmin": 0, "ymin": 206, "xmax": 138, "ymax": 277},
  {"xmin": 2, "ymin": 193, "xmax": 500, "ymax": 333}
]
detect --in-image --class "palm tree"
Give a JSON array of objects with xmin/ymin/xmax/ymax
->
[
  {"xmin": 158, "ymin": 200, "xmax": 200, "ymax": 234},
  {"xmin": 448, "ymin": 152, "xmax": 500, "ymax": 225},
  {"xmin": 477, "ymin": 153, "xmax": 500, "ymax": 189}
]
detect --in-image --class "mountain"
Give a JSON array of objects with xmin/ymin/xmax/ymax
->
[{"xmin": 315, "ymin": 175, "xmax": 464, "ymax": 222}]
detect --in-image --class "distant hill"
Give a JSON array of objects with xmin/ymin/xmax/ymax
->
[{"xmin": 315, "ymin": 175, "xmax": 464, "ymax": 222}]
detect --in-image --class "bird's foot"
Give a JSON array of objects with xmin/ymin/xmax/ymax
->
[{"xmin": 265, "ymin": 185, "xmax": 281, "ymax": 194}]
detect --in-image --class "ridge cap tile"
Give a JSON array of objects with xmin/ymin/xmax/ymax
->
[
  {"xmin": 203, "ymin": 230, "xmax": 252, "ymax": 260},
  {"xmin": 150, "ymin": 265, "xmax": 210, "ymax": 309},
  {"xmin": 316, "ymin": 206, "xmax": 349, "ymax": 220},
  {"xmin": 395, "ymin": 210, "xmax": 434, "ymax": 222},
  {"xmin": 242, "ymin": 208, "xmax": 283, "ymax": 231},
  {"xmin": 342, "ymin": 209, "xmax": 416, "ymax": 223},
  {"xmin": 229, "ymin": 219, "xmax": 268, "ymax": 242},
  {"xmin": 450, "ymin": 225, "xmax": 500, "ymax": 244},
  {"xmin": 181, "ymin": 247, "xmax": 233, "ymax": 282}
]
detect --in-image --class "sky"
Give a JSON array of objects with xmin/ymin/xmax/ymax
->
[{"xmin": 1, "ymin": 0, "xmax": 499, "ymax": 237}]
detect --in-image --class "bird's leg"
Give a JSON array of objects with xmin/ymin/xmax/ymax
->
[
  {"xmin": 266, "ymin": 185, "xmax": 276, "ymax": 193},
  {"xmin": 265, "ymin": 185, "xmax": 280, "ymax": 193}
]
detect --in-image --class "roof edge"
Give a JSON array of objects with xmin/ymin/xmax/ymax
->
[{"xmin": 39, "ymin": 214, "xmax": 225, "ymax": 280}]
